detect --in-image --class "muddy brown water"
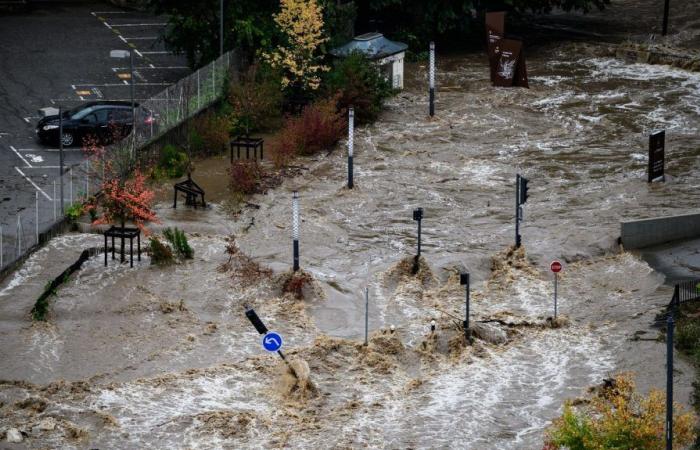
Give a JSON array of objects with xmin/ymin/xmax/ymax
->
[{"xmin": 1, "ymin": 6, "xmax": 700, "ymax": 449}]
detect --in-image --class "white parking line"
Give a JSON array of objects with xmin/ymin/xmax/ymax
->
[
  {"xmin": 10, "ymin": 145, "xmax": 31, "ymax": 167},
  {"xmin": 92, "ymin": 11, "xmax": 129, "ymax": 14},
  {"xmin": 134, "ymin": 49, "xmax": 143, "ymax": 57},
  {"xmin": 119, "ymin": 35, "xmax": 128, "ymax": 43},
  {"xmin": 140, "ymin": 51, "xmax": 171, "ymax": 55},
  {"xmin": 18, "ymin": 148, "xmax": 81, "ymax": 152},
  {"xmin": 72, "ymin": 82, "xmax": 170, "ymax": 87},
  {"xmin": 124, "ymin": 36, "xmax": 158, "ymax": 40},
  {"xmin": 107, "ymin": 23, "xmax": 167, "ymax": 27},
  {"xmin": 112, "ymin": 66, "xmax": 188, "ymax": 70},
  {"xmin": 14, "ymin": 167, "xmax": 52, "ymax": 201}
]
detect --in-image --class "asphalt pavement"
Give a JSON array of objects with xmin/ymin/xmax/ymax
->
[{"xmin": 0, "ymin": 1, "xmax": 189, "ymax": 266}]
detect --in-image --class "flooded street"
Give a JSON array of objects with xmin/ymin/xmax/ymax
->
[{"xmin": 1, "ymin": 6, "xmax": 700, "ymax": 448}]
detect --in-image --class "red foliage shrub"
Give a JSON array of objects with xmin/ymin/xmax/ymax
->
[
  {"xmin": 229, "ymin": 160, "xmax": 264, "ymax": 195},
  {"xmin": 269, "ymin": 97, "xmax": 346, "ymax": 168}
]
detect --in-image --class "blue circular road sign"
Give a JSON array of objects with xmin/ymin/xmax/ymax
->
[{"xmin": 262, "ymin": 331, "xmax": 283, "ymax": 352}]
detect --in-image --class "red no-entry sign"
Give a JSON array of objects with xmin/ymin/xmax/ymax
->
[{"xmin": 550, "ymin": 261, "xmax": 562, "ymax": 273}]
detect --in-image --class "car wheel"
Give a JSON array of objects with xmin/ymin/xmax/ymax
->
[{"xmin": 61, "ymin": 132, "xmax": 74, "ymax": 147}]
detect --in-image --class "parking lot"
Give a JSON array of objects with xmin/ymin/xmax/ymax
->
[{"xmin": 0, "ymin": 1, "xmax": 189, "ymax": 262}]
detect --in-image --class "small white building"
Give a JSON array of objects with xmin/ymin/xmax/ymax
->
[{"xmin": 331, "ymin": 32, "xmax": 408, "ymax": 89}]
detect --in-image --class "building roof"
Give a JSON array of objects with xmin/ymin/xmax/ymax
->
[{"xmin": 330, "ymin": 33, "xmax": 408, "ymax": 60}]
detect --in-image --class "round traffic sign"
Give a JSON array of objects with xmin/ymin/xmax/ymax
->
[
  {"xmin": 550, "ymin": 261, "xmax": 562, "ymax": 273},
  {"xmin": 262, "ymin": 331, "xmax": 283, "ymax": 352}
]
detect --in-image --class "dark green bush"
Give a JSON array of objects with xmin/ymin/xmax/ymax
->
[
  {"xmin": 149, "ymin": 236, "xmax": 174, "ymax": 265},
  {"xmin": 163, "ymin": 228, "xmax": 194, "ymax": 260},
  {"xmin": 324, "ymin": 51, "xmax": 394, "ymax": 124},
  {"xmin": 228, "ymin": 63, "xmax": 283, "ymax": 136},
  {"xmin": 154, "ymin": 144, "xmax": 189, "ymax": 179}
]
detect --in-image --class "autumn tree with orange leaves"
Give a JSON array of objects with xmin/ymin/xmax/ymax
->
[{"xmin": 83, "ymin": 129, "xmax": 159, "ymax": 263}]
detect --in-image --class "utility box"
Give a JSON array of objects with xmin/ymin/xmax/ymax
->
[{"xmin": 331, "ymin": 32, "xmax": 408, "ymax": 89}]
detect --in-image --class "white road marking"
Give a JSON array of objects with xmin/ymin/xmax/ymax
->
[
  {"xmin": 33, "ymin": 148, "xmax": 82, "ymax": 152},
  {"xmin": 72, "ymin": 82, "xmax": 170, "ymax": 87},
  {"xmin": 79, "ymin": 96, "xmax": 85, "ymax": 100},
  {"xmin": 103, "ymin": 22, "xmax": 112, "ymax": 29},
  {"xmin": 10, "ymin": 145, "xmax": 32, "ymax": 167},
  {"xmin": 124, "ymin": 36, "xmax": 158, "ymax": 40},
  {"xmin": 25, "ymin": 154, "xmax": 44, "ymax": 163},
  {"xmin": 112, "ymin": 66, "xmax": 188, "ymax": 70},
  {"xmin": 71, "ymin": 84, "xmax": 76, "ymax": 89},
  {"xmin": 15, "ymin": 167, "xmax": 52, "ymax": 201},
  {"xmin": 119, "ymin": 35, "xmax": 128, "ymax": 43},
  {"xmin": 134, "ymin": 49, "xmax": 143, "ymax": 57},
  {"xmin": 25, "ymin": 166, "xmax": 62, "ymax": 169},
  {"xmin": 140, "ymin": 51, "xmax": 170, "ymax": 55},
  {"xmin": 149, "ymin": 63, "xmax": 156, "ymax": 68},
  {"xmin": 92, "ymin": 11, "xmax": 129, "ymax": 14},
  {"xmin": 23, "ymin": 117, "xmax": 30, "ymax": 123},
  {"xmin": 105, "ymin": 23, "xmax": 167, "ymax": 27}
]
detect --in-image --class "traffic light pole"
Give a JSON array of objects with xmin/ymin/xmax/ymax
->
[{"xmin": 515, "ymin": 174, "xmax": 521, "ymax": 248}]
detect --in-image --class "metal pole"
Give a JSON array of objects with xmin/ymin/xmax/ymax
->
[
  {"xmin": 666, "ymin": 314, "xmax": 674, "ymax": 450},
  {"xmin": 130, "ymin": 51, "xmax": 136, "ymax": 157},
  {"xmin": 86, "ymin": 161, "xmax": 89, "ymax": 197},
  {"xmin": 0, "ymin": 226, "xmax": 3, "ymax": 268},
  {"xmin": 59, "ymin": 106, "xmax": 64, "ymax": 214},
  {"xmin": 662, "ymin": 0, "xmax": 670, "ymax": 36},
  {"xmin": 515, "ymin": 174, "xmax": 521, "ymax": 248},
  {"xmin": 53, "ymin": 180, "xmax": 56, "ymax": 220},
  {"xmin": 220, "ymin": 0, "xmax": 224, "ymax": 56},
  {"xmin": 417, "ymin": 217, "xmax": 422, "ymax": 258},
  {"xmin": 348, "ymin": 107, "xmax": 354, "ymax": 189},
  {"xmin": 429, "ymin": 41, "xmax": 435, "ymax": 117},
  {"xmin": 69, "ymin": 168, "xmax": 73, "ymax": 205},
  {"xmin": 292, "ymin": 191, "xmax": 300, "ymax": 272},
  {"xmin": 554, "ymin": 272, "xmax": 558, "ymax": 319},
  {"xmin": 35, "ymin": 192, "xmax": 38, "ymax": 243},
  {"xmin": 463, "ymin": 272, "xmax": 470, "ymax": 341},
  {"xmin": 197, "ymin": 70, "xmax": 201, "ymax": 110},
  {"xmin": 365, "ymin": 256, "xmax": 370, "ymax": 346},
  {"xmin": 213, "ymin": 59, "xmax": 216, "ymax": 95},
  {"xmin": 16, "ymin": 215, "xmax": 21, "ymax": 257}
]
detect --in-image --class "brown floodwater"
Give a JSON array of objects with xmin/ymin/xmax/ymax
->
[{"xmin": 1, "ymin": 3, "xmax": 700, "ymax": 448}]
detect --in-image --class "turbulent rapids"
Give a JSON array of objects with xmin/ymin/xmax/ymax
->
[{"xmin": 2, "ymin": 7, "xmax": 700, "ymax": 449}]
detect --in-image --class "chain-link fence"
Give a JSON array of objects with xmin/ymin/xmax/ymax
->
[{"xmin": 0, "ymin": 50, "xmax": 237, "ymax": 276}]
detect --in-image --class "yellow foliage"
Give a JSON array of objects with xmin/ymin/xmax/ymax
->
[
  {"xmin": 263, "ymin": 0, "xmax": 329, "ymax": 91},
  {"xmin": 545, "ymin": 373, "xmax": 697, "ymax": 449}
]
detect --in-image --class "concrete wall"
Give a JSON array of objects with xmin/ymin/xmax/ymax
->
[{"xmin": 621, "ymin": 212, "xmax": 700, "ymax": 249}]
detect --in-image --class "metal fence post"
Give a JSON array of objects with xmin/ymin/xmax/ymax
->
[
  {"xmin": 213, "ymin": 59, "xmax": 216, "ymax": 96},
  {"xmin": 85, "ymin": 161, "xmax": 89, "ymax": 197},
  {"xmin": 16, "ymin": 215, "xmax": 22, "ymax": 257},
  {"xmin": 35, "ymin": 191, "xmax": 39, "ymax": 243},
  {"xmin": 348, "ymin": 107, "xmax": 354, "ymax": 189},
  {"xmin": 69, "ymin": 168, "xmax": 73, "ymax": 205},
  {"xmin": 197, "ymin": 69, "xmax": 201, "ymax": 110},
  {"xmin": 0, "ymin": 226, "xmax": 3, "ymax": 268},
  {"xmin": 53, "ymin": 180, "xmax": 57, "ymax": 221},
  {"xmin": 292, "ymin": 191, "xmax": 300, "ymax": 272}
]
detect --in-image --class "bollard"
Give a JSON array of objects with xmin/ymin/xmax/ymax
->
[
  {"xmin": 412, "ymin": 208, "xmax": 424, "ymax": 274},
  {"xmin": 460, "ymin": 272, "xmax": 471, "ymax": 342},
  {"xmin": 515, "ymin": 174, "xmax": 529, "ymax": 248},
  {"xmin": 390, "ymin": 324, "xmax": 395, "ymax": 334},
  {"xmin": 430, "ymin": 319, "xmax": 436, "ymax": 333},
  {"xmin": 292, "ymin": 191, "xmax": 300, "ymax": 272},
  {"xmin": 666, "ymin": 313, "xmax": 674, "ymax": 450},
  {"xmin": 348, "ymin": 107, "xmax": 354, "ymax": 189},
  {"xmin": 429, "ymin": 42, "xmax": 435, "ymax": 117},
  {"xmin": 662, "ymin": 0, "xmax": 671, "ymax": 35},
  {"xmin": 364, "ymin": 256, "xmax": 370, "ymax": 346}
]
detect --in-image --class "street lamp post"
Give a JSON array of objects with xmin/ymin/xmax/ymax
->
[{"xmin": 110, "ymin": 50, "xmax": 136, "ymax": 151}]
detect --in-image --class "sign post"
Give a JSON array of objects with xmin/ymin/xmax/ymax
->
[
  {"xmin": 649, "ymin": 130, "xmax": 665, "ymax": 182},
  {"xmin": 348, "ymin": 107, "xmax": 354, "ymax": 189},
  {"xmin": 292, "ymin": 191, "xmax": 300, "ymax": 272},
  {"xmin": 550, "ymin": 260, "xmax": 562, "ymax": 319},
  {"xmin": 515, "ymin": 174, "xmax": 529, "ymax": 248},
  {"xmin": 460, "ymin": 272, "xmax": 471, "ymax": 343},
  {"xmin": 245, "ymin": 308, "xmax": 297, "ymax": 378},
  {"xmin": 412, "ymin": 208, "xmax": 424, "ymax": 274},
  {"xmin": 666, "ymin": 313, "xmax": 674, "ymax": 450},
  {"xmin": 429, "ymin": 42, "xmax": 435, "ymax": 117}
]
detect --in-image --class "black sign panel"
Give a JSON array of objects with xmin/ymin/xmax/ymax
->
[
  {"xmin": 494, "ymin": 39, "xmax": 522, "ymax": 87},
  {"xmin": 648, "ymin": 130, "xmax": 665, "ymax": 182},
  {"xmin": 485, "ymin": 12, "xmax": 505, "ymax": 83}
]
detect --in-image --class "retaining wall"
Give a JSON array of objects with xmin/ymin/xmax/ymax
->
[{"xmin": 621, "ymin": 212, "xmax": 700, "ymax": 249}]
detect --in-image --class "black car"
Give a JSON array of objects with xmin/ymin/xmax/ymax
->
[{"xmin": 36, "ymin": 101, "xmax": 154, "ymax": 147}]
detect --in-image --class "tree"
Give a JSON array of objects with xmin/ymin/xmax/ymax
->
[{"xmin": 264, "ymin": 0, "xmax": 330, "ymax": 92}]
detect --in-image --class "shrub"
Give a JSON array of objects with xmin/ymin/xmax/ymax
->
[
  {"xmin": 677, "ymin": 320, "xmax": 700, "ymax": 352},
  {"xmin": 228, "ymin": 64, "xmax": 283, "ymax": 136},
  {"xmin": 193, "ymin": 112, "xmax": 229, "ymax": 155},
  {"xmin": 269, "ymin": 96, "xmax": 346, "ymax": 167},
  {"xmin": 65, "ymin": 203, "xmax": 83, "ymax": 223},
  {"xmin": 545, "ymin": 373, "xmax": 697, "ymax": 449},
  {"xmin": 163, "ymin": 227, "xmax": 194, "ymax": 259},
  {"xmin": 229, "ymin": 160, "xmax": 266, "ymax": 195},
  {"xmin": 324, "ymin": 51, "xmax": 394, "ymax": 124},
  {"xmin": 148, "ymin": 236, "xmax": 174, "ymax": 265},
  {"xmin": 153, "ymin": 144, "xmax": 189, "ymax": 179}
]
